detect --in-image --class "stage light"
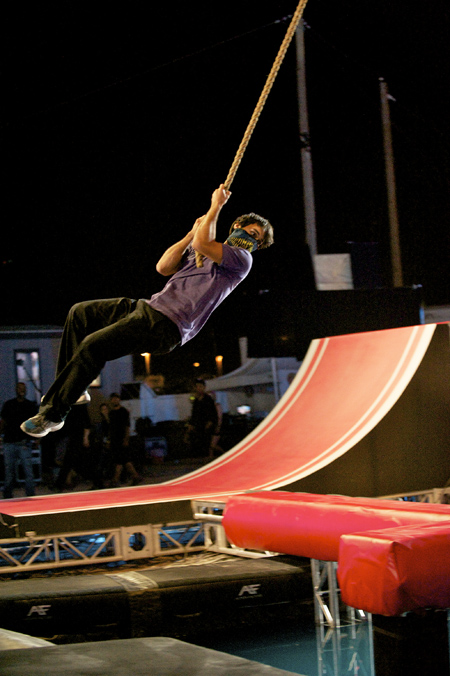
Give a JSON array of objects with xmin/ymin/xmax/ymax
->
[
  {"xmin": 215, "ymin": 355, "xmax": 223, "ymax": 377},
  {"xmin": 141, "ymin": 352, "xmax": 151, "ymax": 375}
]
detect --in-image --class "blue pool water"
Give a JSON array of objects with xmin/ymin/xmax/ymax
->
[
  {"xmin": 199, "ymin": 615, "xmax": 375, "ymax": 675},
  {"xmin": 198, "ymin": 611, "xmax": 450, "ymax": 675}
]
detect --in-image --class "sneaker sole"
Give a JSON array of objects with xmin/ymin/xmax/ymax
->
[
  {"xmin": 74, "ymin": 392, "xmax": 91, "ymax": 405},
  {"xmin": 20, "ymin": 420, "xmax": 65, "ymax": 438}
]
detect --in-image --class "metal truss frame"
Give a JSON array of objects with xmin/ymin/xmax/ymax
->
[
  {"xmin": 0, "ymin": 520, "xmax": 206, "ymax": 574},
  {"xmin": 316, "ymin": 614, "xmax": 374, "ymax": 676},
  {"xmin": 192, "ymin": 499, "xmax": 275, "ymax": 558},
  {"xmin": 311, "ymin": 559, "xmax": 341, "ymax": 628},
  {"xmin": 312, "ymin": 559, "xmax": 372, "ymax": 675},
  {"xmin": 381, "ymin": 486, "xmax": 450, "ymax": 504},
  {"xmin": 310, "ymin": 558, "xmax": 366, "ymax": 628}
]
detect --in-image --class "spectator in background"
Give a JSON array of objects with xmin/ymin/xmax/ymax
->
[
  {"xmin": 109, "ymin": 393, "xmax": 142, "ymax": 487},
  {"xmin": 88, "ymin": 402, "xmax": 110, "ymax": 490},
  {"xmin": 84, "ymin": 403, "xmax": 112, "ymax": 490},
  {"xmin": 208, "ymin": 391, "xmax": 223, "ymax": 458},
  {"xmin": 184, "ymin": 379, "xmax": 218, "ymax": 457},
  {"xmin": 0, "ymin": 383, "xmax": 38, "ymax": 499},
  {"xmin": 54, "ymin": 405, "xmax": 91, "ymax": 490}
]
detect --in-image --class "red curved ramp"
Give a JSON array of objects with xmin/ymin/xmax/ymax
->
[{"xmin": 0, "ymin": 323, "xmax": 441, "ymax": 523}]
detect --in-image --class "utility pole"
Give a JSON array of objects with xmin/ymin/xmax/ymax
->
[
  {"xmin": 295, "ymin": 21, "xmax": 318, "ymax": 267},
  {"xmin": 379, "ymin": 78, "xmax": 404, "ymax": 288}
]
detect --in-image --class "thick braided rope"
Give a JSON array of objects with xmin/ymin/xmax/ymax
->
[
  {"xmin": 224, "ymin": 0, "xmax": 308, "ymax": 190},
  {"xmin": 196, "ymin": 0, "xmax": 309, "ymax": 267}
]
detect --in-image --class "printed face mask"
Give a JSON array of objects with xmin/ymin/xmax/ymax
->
[{"xmin": 226, "ymin": 228, "xmax": 258, "ymax": 252}]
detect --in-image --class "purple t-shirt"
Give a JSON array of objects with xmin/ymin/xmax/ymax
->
[{"xmin": 147, "ymin": 243, "xmax": 252, "ymax": 345}]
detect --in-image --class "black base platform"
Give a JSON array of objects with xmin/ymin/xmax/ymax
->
[
  {"xmin": 0, "ymin": 556, "xmax": 313, "ymax": 644},
  {"xmin": 0, "ymin": 636, "xmax": 304, "ymax": 675}
]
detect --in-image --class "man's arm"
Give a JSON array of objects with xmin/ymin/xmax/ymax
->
[
  {"xmin": 156, "ymin": 184, "xmax": 231, "ymax": 275},
  {"xmin": 192, "ymin": 184, "xmax": 231, "ymax": 264},
  {"xmin": 156, "ymin": 230, "xmax": 196, "ymax": 277}
]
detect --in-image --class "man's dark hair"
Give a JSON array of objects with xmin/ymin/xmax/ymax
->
[{"xmin": 229, "ymin": 213, "xmax": 274, "ymax": 250}]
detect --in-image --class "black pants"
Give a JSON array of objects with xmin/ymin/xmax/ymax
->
[{"xmin": 40, "ymin": 298, "xmax": 181, "ymax": 422}]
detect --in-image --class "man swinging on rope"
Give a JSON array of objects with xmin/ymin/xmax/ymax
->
[{"xmin": 21, "ymin": 184, "xmax": 274, "ymax": 438}]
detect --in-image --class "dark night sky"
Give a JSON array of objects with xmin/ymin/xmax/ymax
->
[{"xmin": 2, "ymin": 1, "xmax": 450, "ymax": 376}]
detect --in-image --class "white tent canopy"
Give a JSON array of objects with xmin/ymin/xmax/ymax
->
[{"xmin": 136, "ymin": 338, "xmax": 301, "ymax": 425}]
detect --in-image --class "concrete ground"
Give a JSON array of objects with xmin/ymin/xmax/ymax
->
[{"xmin": 6, "ymin": 458, "xmax": 207, "ymax": 499}]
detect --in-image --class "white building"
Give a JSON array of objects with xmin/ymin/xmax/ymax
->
[{"xmin": 0, "ymin": 326, "xmax": 133, "ymax": 417}]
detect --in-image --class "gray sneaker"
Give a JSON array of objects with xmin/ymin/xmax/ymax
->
[{"xmin": 21, "ymin": 414, "xmax": 65, "ymax": 438}]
